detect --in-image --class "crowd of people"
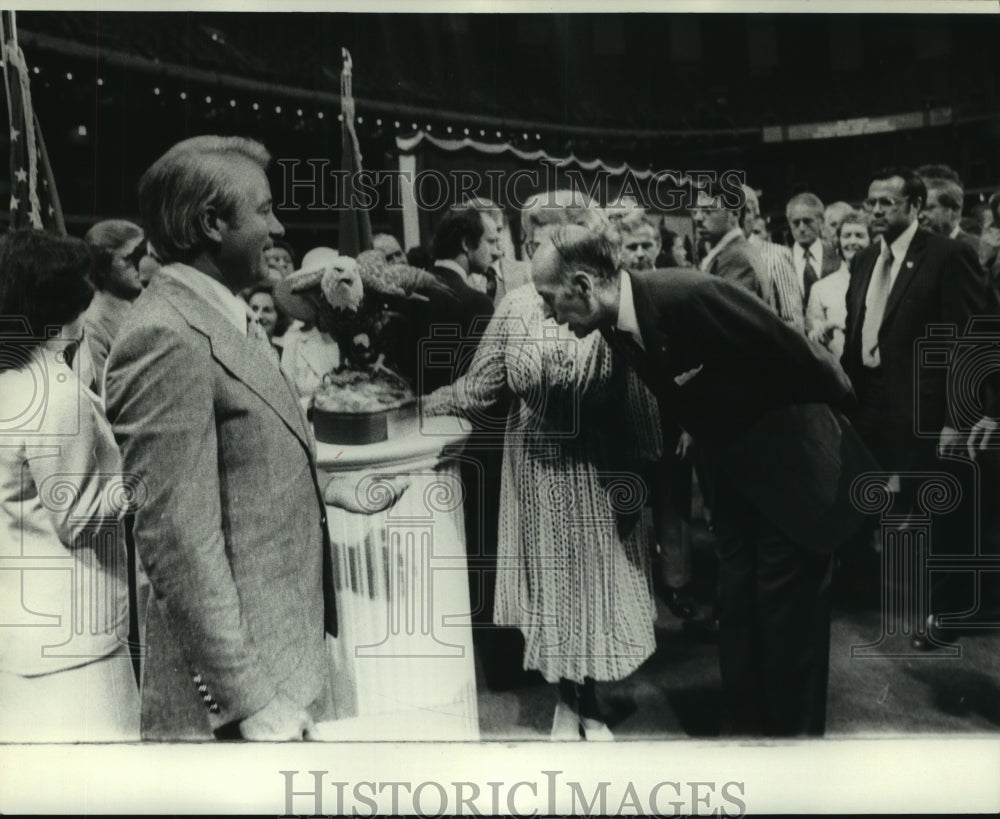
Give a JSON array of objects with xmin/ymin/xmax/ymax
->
[{"xmin": 2, "ymin": 131, "xmax": 999, "ymax": 743}]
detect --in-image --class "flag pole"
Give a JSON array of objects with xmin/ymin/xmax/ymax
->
[
  {"xmin": 1, "ymin": 11, "xmax": 15, "ymax": 159},
  {"xmin": 338, "ymin": 47, "xmax": 372, "ymax": 256}
]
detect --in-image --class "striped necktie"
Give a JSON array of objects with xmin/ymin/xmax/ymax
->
[{"xmin": 802, "ymin": 247, "xmax": 818, "ymax": 307}]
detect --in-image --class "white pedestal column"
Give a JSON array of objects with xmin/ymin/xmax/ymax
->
[{"xmin": 313, "ymin": 416, "xmax": 479, "ymax": 741}]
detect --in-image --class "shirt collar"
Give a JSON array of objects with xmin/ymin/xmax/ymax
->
[
  {"xmin": 489, "ymin": 258, "xmax": 505, "ymax": 281},
  {"xmin": 434, "ymin": 258, "xmax": 470, "ymax": 283},
  {"xmin": 700, "ymin": 227, "xmax": 744, "ymax": 272},
  {"xmin": 794, "ymin": 238, "xmax": 824, "ymax": 263},
  {"xmin": 616, "ymin": 270, "xmax": 644, "ymax": 349},
  {"xmin": 157, "ymin": 263, "xmax": 248, "ymax": 336},
  {"xmin": 949, "ymin": 225, "xmax": 961, "ymax": 240},
  {"xmin": 883, "ymin": 218, "xmax": 920, "ymax": 261}
]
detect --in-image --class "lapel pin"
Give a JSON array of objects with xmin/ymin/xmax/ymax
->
[{"xmin": 906, "ymin": 261, "xmax": 914, "ymax": 269}]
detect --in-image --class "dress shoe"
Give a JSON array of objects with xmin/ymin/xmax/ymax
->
[
  {"xmin": 580, "ymin": 716, "xmax": 614, "ymax": 741},
  {"xmin": 657, "ymin": 582, "xmax": 699, "ymax": 621},
  {"xmin": 910, "ymin": 614, "xmax": 958, "ymax": 651},
  {"xmin": 551, "ymin": 701, "xmax": 582, "ymax": 741}
]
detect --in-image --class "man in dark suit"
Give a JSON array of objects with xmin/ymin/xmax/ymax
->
[
  {"xmin": 418, "ymin": 207, "xmax": 497, "ymax": 394},
  {"xmin": 464, "ymin": 198, "xmax": 533, "ymax": 307},
  {"xmin": 920, "ymin": 175, "xmax": 981, "ymax": 255},
  {"xmin": 532, "ymin": 224, "xmax": 877, "ymax": 736},
  {"xmin": 692, "ymin": 184, "xmax": 766, "ymax": 299},
  {"xmin": 842, "ymin": 166, "xmax": 994, "ymax": 649},
  {"xmin": 786, "ymin": 193, "xmax": 841, "ymax": 336},
  {"xmin": 105, "ymin": 136, "xmax": 405, "ymax": 740}
]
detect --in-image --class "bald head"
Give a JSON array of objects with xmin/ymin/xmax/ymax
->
[{"xmin": 530, "ymin": 224, "xmax": 620, "ymax": 338}]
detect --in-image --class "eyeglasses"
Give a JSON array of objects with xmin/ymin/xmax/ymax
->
[{"xmin": 862, "ymin": 196, "xmax": 906, "ymax": 212}]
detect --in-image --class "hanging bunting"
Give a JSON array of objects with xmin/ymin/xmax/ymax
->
[{"xmin": 396, "ymin": 130, "xmax": 664, "ymax": 181}]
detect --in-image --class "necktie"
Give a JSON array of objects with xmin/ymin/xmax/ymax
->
[
  {"xmin": 802, "ymin": 248, "xmax": 818, "ymax": 307},
  {"xmin": 484, "ymin": 266, "xmax": 499, "ymax": 303},
  {"xmin": 861, "ymin": 247, "xmax": 894, "ymax": 368}
]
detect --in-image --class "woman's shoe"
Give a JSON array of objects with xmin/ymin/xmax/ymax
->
[
  {"xmin": 551, "ymin": 701, "xmax": 583, "ymax": 740},
  {"xmin": 580, "ymin": 716, "xmax": 614, "ymax": 741}
]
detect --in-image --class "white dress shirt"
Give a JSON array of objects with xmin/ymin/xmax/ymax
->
[
  {"xmin": 877, "ymin": 218, "xmax": 920, "ymax": 292},
  {"xmin": 157, "ymin": 263, "xmax": 249, "ymax": 335},
  {"xmin": 861, "ymin": 218, "xmax": 920, "ymax": 367},
  {"xmin": 616, "ymin": 270, "xmax": 645, "ymax": 349},
  {"xmin": 805, "ymin": 263, "xmax": 850, "ymax": 359},
  {"xmin": 792, "ymin": 238, "xmax": 826, "ymax": 293}
]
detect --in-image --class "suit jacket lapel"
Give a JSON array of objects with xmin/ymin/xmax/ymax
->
[
  {"xmin": 157, "ymin": 277, "xmax": 312, "ymax": 452},
  {"xmin": 880, "ymin": 228, "xmax": 927, "ymax": 331},
  {"xmin": 847, "ymin": 246, "xmax": 879, "ymax": 352}
]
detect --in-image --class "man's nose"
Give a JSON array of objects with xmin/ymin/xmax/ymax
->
[{"xmin": 268, "ymin": 212, "xmax": 285, "ymax": 237}]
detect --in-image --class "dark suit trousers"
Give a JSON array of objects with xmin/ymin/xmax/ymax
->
[
  {"xmin": 851, "ymin": 367, "xmax": 974, "ymax": 617},
  {"xmin": 712, "ymin": 472, "xmax": 833, "ymax": 736}
]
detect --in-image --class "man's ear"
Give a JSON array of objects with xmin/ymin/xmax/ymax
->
[
  {"xmin": 198, "ymin": 205, "xmax": 224, "ymax": 245},
  {"xmin": 572, "ymin": 270, "xmax": 593, "ymax": 295}
]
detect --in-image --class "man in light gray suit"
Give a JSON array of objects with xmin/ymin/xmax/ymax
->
[{"xmin": 105, "ymin": 135, "xmax": 405, "ymax": 741}]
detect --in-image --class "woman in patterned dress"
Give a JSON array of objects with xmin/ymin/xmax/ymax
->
[{"xmin": 424, "ymin": 278, "xmax": 662, "ymax": 741}]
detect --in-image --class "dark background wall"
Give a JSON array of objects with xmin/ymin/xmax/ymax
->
[{"xmin": 4, "ymin": 11, "xmax": 998, "ymax": 252}]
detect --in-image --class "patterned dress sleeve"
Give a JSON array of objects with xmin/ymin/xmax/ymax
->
[
  {"xmin": 559, "ymin": 329, "xmax": 663, "ymax": 463},
  {"xmin": 421, "ymin": 289, "xmax": 514, "ymax": 418}
]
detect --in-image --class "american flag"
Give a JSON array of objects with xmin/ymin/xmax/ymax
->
[{"xmin": 1, "ymin": 10, "xmax": 65, "ymax": 234}]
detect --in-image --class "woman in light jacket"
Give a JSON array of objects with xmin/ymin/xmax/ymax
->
[{"xmin": 0, "ymin": 229, "xmax": 139, "ymax": 742}]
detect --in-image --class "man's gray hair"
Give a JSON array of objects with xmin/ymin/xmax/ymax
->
[
  {"xmin": 548, "ymin": 223, "xmax": 620, "ymax": 282},
  {"xmin": 138, "ymin": 135, "xmax": 271, "ymax": 264},
  {"xmin": 785, "ymin": 191, "xmax": 825, "ymax": 216}
]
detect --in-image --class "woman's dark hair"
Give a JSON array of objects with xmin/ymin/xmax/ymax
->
[
  {"xmin": 0, "ymin": 230, "xmax": 94, "ymax": 372},
  {"xmin": 657, "ymin": 227, "xmax": 692, "ymax": 267},
  {"xmin": 269, "ymin": 238, "xmax": 297, "ymax": 268},
  {"xmin": 406, "ymin": 244, "xmax": 434, "ymax": 271},
  {"xmin": 245, "ymin": 282, "xmax": 291, "ymax": 337},
  {"xmin": 84, "ymin": 219, "xmax": 145, "ymax": 292}
]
